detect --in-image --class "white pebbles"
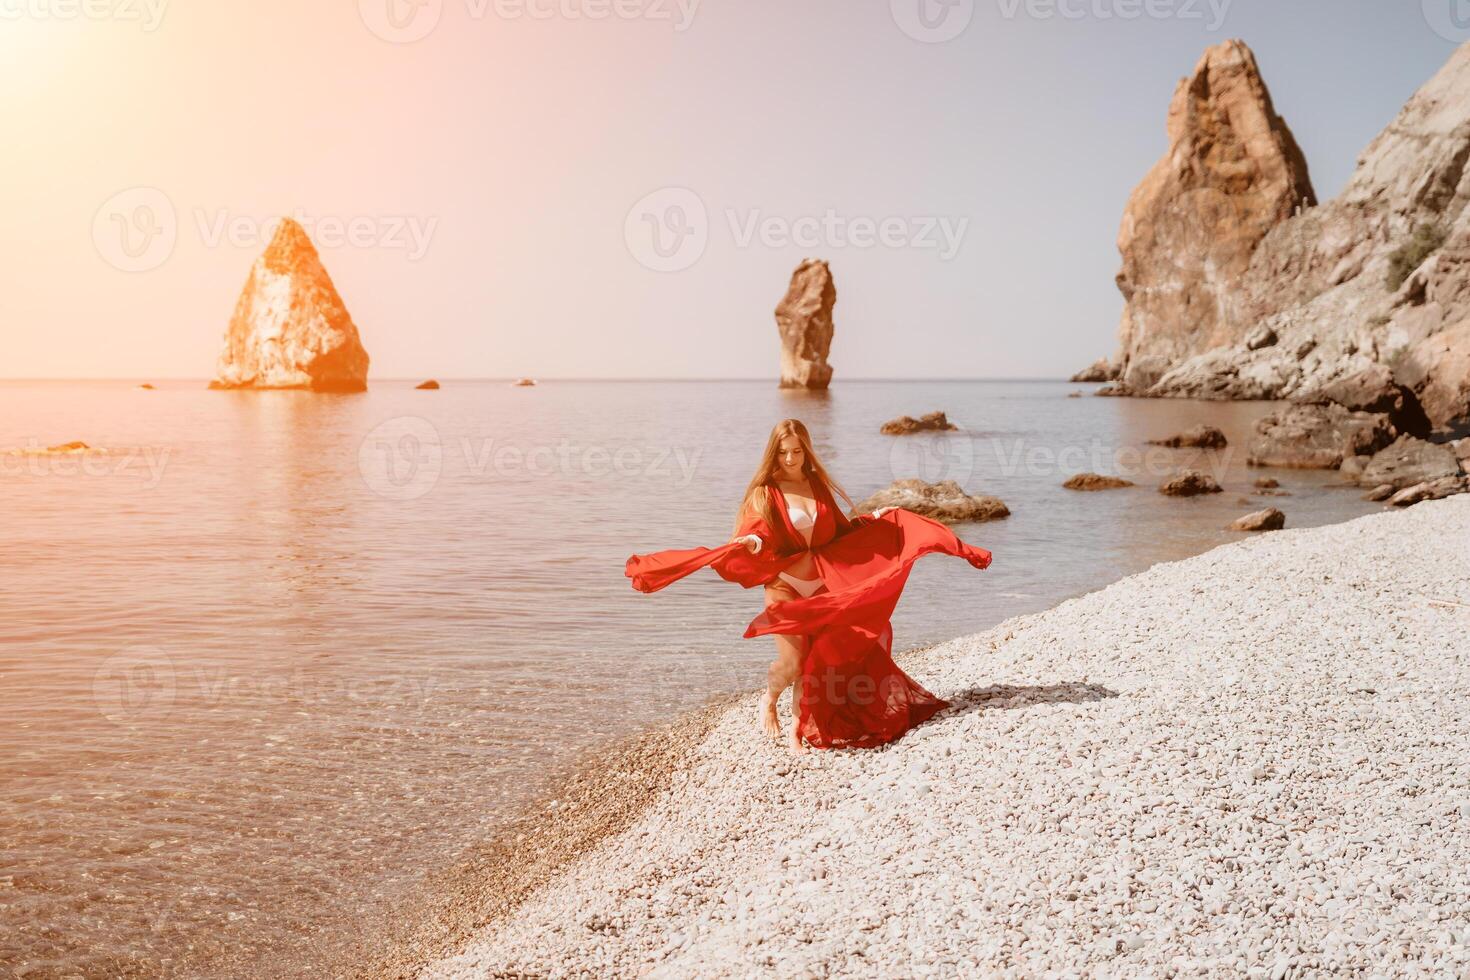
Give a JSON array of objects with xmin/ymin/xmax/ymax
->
[{"xmin": 423, "ymin": 495, "xmax": 1470, "ymax": 978}]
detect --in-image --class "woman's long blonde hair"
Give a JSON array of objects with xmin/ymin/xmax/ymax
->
[{"xmin": 733, "ymin": 419, "xmax": 855, "ymax": 535}]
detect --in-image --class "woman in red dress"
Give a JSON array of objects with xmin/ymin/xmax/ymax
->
[{"xmin": 625, "ymin": 419, "xmax": 992, "ymax": 754}]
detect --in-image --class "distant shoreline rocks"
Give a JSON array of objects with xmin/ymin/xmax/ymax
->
[
  {"xmin": 857, "ymin": 479, "xmax": 1009, "ymax": 524},
  {"xmin": 880, "ymin": 411, "xmax": 958, "ymax": 435}
]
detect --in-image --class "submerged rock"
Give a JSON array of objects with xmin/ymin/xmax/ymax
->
[
  {"xmin": 1063, "ymin": 473, "xmax": 1135, "ymax": 491},
  {"xmin": 1159, "ymin": 471, "xmax": 1223, "ymax": 496},
  {"xmin": 774, "ymin": 259, "xmax": 835, "ymax": 390},
  {"xmin": 856, "ymin": 479, "xmax": 1009, "ymax": 524},
  {"xmin": 209, "ymin": 218, "xmax": 370, "ymax": 392},
  {"xmin": 1146, "ymin": 424, "xmax": 1228, "ymax": 449},
  {"xmin": 880, "ymin": 411, "xmax": 958, "ymax": 435}
]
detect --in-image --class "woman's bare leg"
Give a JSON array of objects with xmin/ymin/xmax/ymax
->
[{"xmin": 757, "ymin": 582, "xmax": 804, "ymax": 738}]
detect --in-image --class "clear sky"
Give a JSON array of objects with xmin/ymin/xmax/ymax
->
[{"xmin": 1, "ymin": 0, "xmax": 1462, "ymax": 379}]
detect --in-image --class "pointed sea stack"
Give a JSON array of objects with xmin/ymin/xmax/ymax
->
[
  {"xmin": 209, "ymin": 218, "xmax": 370, "ymax": 392},
  {"xmin": 1111, "ymin": 39, "xmax": 1315, "ymax": 393}
]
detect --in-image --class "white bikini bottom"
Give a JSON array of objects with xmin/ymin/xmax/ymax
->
[{"xmin": 776, "ymin": 571, "xmax": 825, "ymax": 598}]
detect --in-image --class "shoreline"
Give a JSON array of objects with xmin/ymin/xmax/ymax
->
[{"xmin": 408, "ymin": 496, "xmax": 1470, "ymax": 977}]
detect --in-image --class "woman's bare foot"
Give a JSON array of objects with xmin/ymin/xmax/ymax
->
[
  {"xmin": 757, "ymin": 690, "xmax": 781, "ymax": 737},
  {"xmin": 787, "ymin": 725, "xmax": 808, "ymax": 754}
]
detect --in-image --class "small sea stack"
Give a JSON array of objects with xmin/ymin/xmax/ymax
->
[{"xmin": 775, "ymin": 259, "xmax": 835, "ymax": 390}]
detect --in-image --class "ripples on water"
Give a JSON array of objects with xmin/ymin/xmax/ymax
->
[{"xmin": 0, "ymin": 379, "xmax": 1382, "ymax": 976}]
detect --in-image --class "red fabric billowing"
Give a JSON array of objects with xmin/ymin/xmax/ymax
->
[{"xmin": 624, "ymin": 479, "xmax": 992, "ymax": 749}]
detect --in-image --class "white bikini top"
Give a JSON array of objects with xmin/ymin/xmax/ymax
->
[{"xmin": 782, "ymin": 505, "xmax": 817, "ymax": 528}]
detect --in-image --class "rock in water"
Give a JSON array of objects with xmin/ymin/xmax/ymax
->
[
  {"xmin": 1228, "ymin": 507, "xmax": 1285, "ymax": 531},
  {"xmin": 416, "ymin": 379, "xmax": 441, "ymax": 390},
  {"xmin": 1159, "ymin": 471, "xmax": 1223, "ymax": 496},
  {"xmin": 1110, "ymin": 40, "xmax": 1315, "ymax": 392},
  {"xmin": 880, "ymin": 411, "xmax": 958, "ymax": 435},
  {"xmin": 1146, "ymin": 425, "xmax": 1228, "ymax": 449},
  {"xmin": 774, "ymin": 259, "xmax": 835, "ymax": 389},
  {"xmin": 1069, "ymin": 358, "xmax": 1117, "ymax": 383},
  {"xmin": 856, "ymin": 479, "xmax": 1009, "ymax": 524},
  {"xmin": 209, "ymin": 218, "xmax": 370, "ymax": 392},
  {"xmin": 1246, "ymin": 403, "xmax": 1396, "ymax": 469},
  {"xmin": 1063, "ymin": 473, "xmax": 1135, "ymax": 491},
  {"xmin": 1358, "ymin": 435, "xmax": 1464, "ymax": 490}
]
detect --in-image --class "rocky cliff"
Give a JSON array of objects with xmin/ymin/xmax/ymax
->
[
  {"xmin": 210, "ymin": 219, "xmax": 370, "ymax": 392},
  {"xmin": 1111, "ymin": 39, "xmax": 1315, "ymax": 393},
  {"xmin": 1090, "ymin": 40, "xmax": 1470, "ymax": 434},
  {"xmin": 775, "ymin": 259, "xmax": 835, "ymax": 389}
]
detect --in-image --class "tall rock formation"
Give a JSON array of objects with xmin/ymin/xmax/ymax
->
[
  {"xmin": 1087, "ymin": 41, "xmax": 1470, "ymax": 433},
  {"xmin": 775, "ymin": 259, "xmax": 835, "ymax": 389},
  {"xmin": 1111, "ymin": 39, "xmax": 1316, "ymax": 392},
  {"xmin": 210, "ymin": 218, "xmax": 370, "ymax": 392}
]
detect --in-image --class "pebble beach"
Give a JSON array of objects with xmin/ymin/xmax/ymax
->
[{"xmin": 417, "ymin": 494, "xmax": 1470, "ymax": 978}]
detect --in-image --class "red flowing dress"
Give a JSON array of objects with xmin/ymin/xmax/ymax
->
[{"xmin": 624, "ymin": 479, "xmax": 993, "ymax": 749}]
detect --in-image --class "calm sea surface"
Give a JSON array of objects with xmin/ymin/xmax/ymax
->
[{"xmin": 0, "ymin": 379, "xmax": 1383, "ymax": 976}]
